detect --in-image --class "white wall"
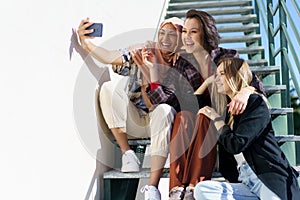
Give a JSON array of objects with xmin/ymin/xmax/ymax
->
[{"xmin": 0, "ymin": 0, "xmax": 165, "ymax": 199}]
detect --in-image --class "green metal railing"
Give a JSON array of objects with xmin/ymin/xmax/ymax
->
[
  {"xmin": 254, "ymin": 0, "xmax": 300, "ymax": 102},
  {"xmin": 254, "ymin": 0, "xmax": 300, "ymax": 165}
]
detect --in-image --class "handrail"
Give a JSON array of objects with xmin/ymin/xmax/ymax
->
[
  {"xmin": 254, "ymin": 0, "xmax": 267, "ymax": 32},
  {"xmin": 269, "ymin": 23, "xmax": 300, "ymax": 73},
  {"xmin": 254, "ymin": 0, "xmax": 300, "ymax": 99},
  {"xmin": 282, "ymin": 49, "xmax": 300, "ymax": 100},
  {"xmin": 268, "ymin": 0, "xmax": 300, "ymax": 44},
  {"xmin": 281, "ymin": 24, "xmax": 300, "ymax": 72},
  {"xmin": 291, "ymin": 0, "xmax": 300, "ymax": 16},
  {"xmin": 280, "ymin": 1, "xmax": 300, "ymax": 44}
]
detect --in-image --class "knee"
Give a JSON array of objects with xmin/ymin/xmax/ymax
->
[
  {"xmin": 194, "ymin": 181, "xmax": 223, "ymax": 200},
  {"xmin": 99, "ymin": 82, "xmax": 112, "ymax": 100},
  {"xmin": 100, "ymin": 81, "xmax": 126, "ymax": 106},
  {"xmin": 154, "ymin": 104, "xmax": 176, "ymax": 120},
  {"xmin": 150, "ymin": 104, "xmax": 176, "ymax": 133},
  {"xmin": 194, "ymin": 181, "xmax": 210, "ymax": 199}
]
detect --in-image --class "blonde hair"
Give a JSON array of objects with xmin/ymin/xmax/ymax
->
[{"xmin": 212, "ymin": 58, "xmax": 269, "ymax": 125}]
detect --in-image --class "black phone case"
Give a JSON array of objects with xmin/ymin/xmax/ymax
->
[{"xmin": 85, "ymin": 23, "xmax": 103, "ymax": 37}]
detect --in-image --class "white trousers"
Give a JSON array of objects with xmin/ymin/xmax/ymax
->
[{"xmin": 99, "ymin": 72, "xmax": 176, "ymax": 157}]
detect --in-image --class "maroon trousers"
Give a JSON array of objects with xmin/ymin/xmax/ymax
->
[{"xmin": 169, "ymin": 111, "xmax": 217, "ymax": 190}]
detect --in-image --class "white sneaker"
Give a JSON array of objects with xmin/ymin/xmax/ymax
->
[
  {"xmin": 169, "ymin": 186, "xmax": 185, "ymax": 200},
  {"xmin": 141, "ymin": 185, "xmax": 161, "ymax": 200},
  {"xmin": 183, "ymin": 186, "xmax": 195, "ymax": 200},
  {"xmin": 121, "ymin": 150, "xmax": 140, "ymax": 172}
]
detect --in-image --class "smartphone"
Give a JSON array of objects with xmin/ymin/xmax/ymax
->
[{"xmin": 85, "ymin": 23, "xmax": 103, "ymax": 37}]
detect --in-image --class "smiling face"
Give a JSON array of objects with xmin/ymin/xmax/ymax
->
[
  {"xmin": 215, "ymin": 63, "xmax": 232, "ymax": 97},
  {"xmin": 182, "ymin": 18, "xmax": 204, "ymax": 53},
  {"xmin": 157, "ymin": 23, "xmax": 179, "ymax": 54}
]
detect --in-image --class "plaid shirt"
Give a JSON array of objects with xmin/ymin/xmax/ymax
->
[
  {"xmin": 114, "ymin": 47, "xmax": 264, "ymax": 114},
  {"xmin": 147, "ymin": 47, "xmax": 265, "ymax": 113},
  {"xmin": 148, "ymin": 54, "xmax": 208, "ymax": 113}
]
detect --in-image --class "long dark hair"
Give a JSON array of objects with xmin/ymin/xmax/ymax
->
[{"xmin": 185, "ymin": 9, "xmax": 221, "ymax": 53}]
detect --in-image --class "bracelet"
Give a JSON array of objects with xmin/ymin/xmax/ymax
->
[
  {"xmin": 150, "ymin": 82, "xmax": 159, "ymax": 90},
  {"xmin": 213, "ymin": 116, "xmax": 223, "ymax": 123}
]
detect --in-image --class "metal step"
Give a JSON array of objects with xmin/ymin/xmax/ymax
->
[
  {"xmin": 264, "ymin": 85, "xmax": 287, "ymax": 96},
  {"xmin": 235, "ymin": 46, "xmax": 264, "ymax": 54},
  {"xmin": 166, "ymin": 6, "xmax": 254, "ymax": 18},
  {"xmin": 220, "ymin": 34, "xmax": 261, "ymax": 43},
  {"xmin": 218, "ymin": 23, "xmax": 259, "ymax": 33},
  {"xmin": 103, "ymin": 164, "xmax": 300, "ymax": 180},
  {"xmin": 246, "ymin": 59, "xmax": 268, "ymax": 66},
  {"xmin": 276, "ymin": 135, "xmax": 300, "ymax": 146},
  {"xmin": 103, "ymin": 168, "xmax": 223, "ymax": 179},
  {"xmin": 105, "ymin": 134, "xmax": 300, "ymax": 180},
  {"xmin": 250, "ymin": 66, "xmax": 280, "ymax": 74},
  {"xmin": 270, "ymin": 108, "xmax": 293, "ymax": 115},
  {"xmin": 214, "ymin": 14, "xmax": 257, "ymax": 24},
  {"xmin": 104, "ymin": 168, "xmax": 170, "ymax": 179},
  {"xmin": 168, "ymin": 0, "xmax": 252, "ymax": 10}
]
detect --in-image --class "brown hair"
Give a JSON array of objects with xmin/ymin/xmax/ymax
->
[{"xmin": 185, "ymin": 9, "xmax": 221, "ymax": 54}]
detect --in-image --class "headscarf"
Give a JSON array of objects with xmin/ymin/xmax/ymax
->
[{"xmin": 151, "ymin": 17, "xmax": 184, "ymax": 66}]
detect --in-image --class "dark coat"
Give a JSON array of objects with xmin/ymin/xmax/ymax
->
[{"xmin": 218, "ymin": 94, "xmax": 300, "ymax": 200}]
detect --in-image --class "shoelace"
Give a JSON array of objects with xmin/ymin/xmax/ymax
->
[
  {"xmin": 140, "ymin": 185, "xmax": 149, "ymax": 193},
  {"xmin": 134, "ymin": 154, "xmax": 141, "ymax": 165},
  {"xmin": 169, "ymin": 186, "xmax": 185, "ymax": 199},
  {"xmin": 184, "ymin": 186, "xmax": 194, "ymax": 198},
  {"xmin": 140, "ymin": 185, "xmax": 160, "ymax": 200},
  {"xmin": 185, "ymin": 186, "xmax": 195, "ymax": 192}
]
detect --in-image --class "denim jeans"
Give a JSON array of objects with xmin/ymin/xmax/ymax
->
[{"xmin": 194, "ymin": 163, "xmax": 280, "ymax": 200}]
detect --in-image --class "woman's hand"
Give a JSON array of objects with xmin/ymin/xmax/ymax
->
[
  {"xmin": 141, "ymin": 47, "xmax": 155, "ymax": 68},
  {"xmin": 199, "ymin": 106, "xmax": 225, "ymax": 131},
  {"xmin": 205, "ymin": 75, "xmax": 215, "ymax": 85},
  {"xmin": 198, "ymin": 106, "xmax": 220, "ymax": 121},
  {"xmin": 77, "ymin": 18, "xmax": 95, "ymax": 50},
  {"xmin": 228, "ymin": 86, "xmax": 254, "ymax": 115},
  {"xmin": 141, "ymin": 48, "xmax": 159, "ymax": 82},
  {"xmin": 131, "ymin": 49, "xmax": 151, "ymax": 83},
  {"xmin": 194, "ymin": 75, "xmax": 214, "ymax": 95}
]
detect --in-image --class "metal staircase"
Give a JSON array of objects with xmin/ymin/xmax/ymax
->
[{"xmin": 88, "ymin": 1, "xmax": 300, "ymax": 199}]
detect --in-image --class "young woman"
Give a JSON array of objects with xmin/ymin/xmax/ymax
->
[
  {"xmin": 195, "ymin": 57, "xmax": 300, "ymax": 200},
  {"xmin": 168, "ymin": 9, "xmax": 265, "ymax": 200},
  {"xmin": 78, "ymin": 16, "xmax": 221, "ymax": 200},
  {"xmin": 77, "ymin": 17, "xmax": 185, "ymax": 200}
]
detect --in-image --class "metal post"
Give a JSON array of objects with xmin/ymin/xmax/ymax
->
[
  {"xmin": 267, "ymin": 0, "xmax": 275, "ymax": 67},
  {"xmin": 279, "ymin": 0, "xmax": 294, "ymax": 135},
  {"xmin": 279, "ymin": 0, "xmax": 290, "ymax": 109},
  {"xmin": 254, "ymin": 0, "xmax": 265, "ymax": 61}
]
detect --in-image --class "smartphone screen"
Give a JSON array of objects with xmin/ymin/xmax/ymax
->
[{"xmin": 85, "ymin": 23, "xmax": 103, "ymax": 37}]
